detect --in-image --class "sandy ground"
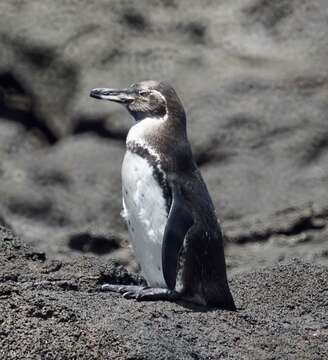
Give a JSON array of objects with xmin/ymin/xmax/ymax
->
[{"xmin": 1, "ymin": 226, "xmax": 328, "ymax": 359}]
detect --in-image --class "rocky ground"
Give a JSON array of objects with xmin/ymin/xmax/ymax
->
[
  {"xmin": 1, "ymin": 0, "xmax": 328, "ymax": 358},
  {"xmin": 1, "ymin": 226, "xmax": 328, "ymax": 360}
]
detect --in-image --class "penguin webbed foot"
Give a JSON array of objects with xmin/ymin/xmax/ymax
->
[{"xmin": 100, "ymin": 284, "xmax": 178, "ymax": 301}]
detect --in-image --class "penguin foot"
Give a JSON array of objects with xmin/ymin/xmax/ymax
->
[{"xmin": 100, "ymin": 284, "xmax": 178, "ymax": 301}]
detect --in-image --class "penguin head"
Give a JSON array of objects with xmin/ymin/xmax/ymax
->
[{"xmin": 90, "ymin": 80, "xmax": 185, "ymax": 123}]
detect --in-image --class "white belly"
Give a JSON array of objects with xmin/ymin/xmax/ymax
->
[{"xmin": 121, "ymin": 150, "xmax": 167, "ymax": 287}]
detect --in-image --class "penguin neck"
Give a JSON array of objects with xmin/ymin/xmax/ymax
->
[
  {"xmin": 127, "ymin": 112, "xmax": 187, "ymax": 146},
  {"xmin": 126, "ymin": 112, "xmax": 190, "ymax": 173},
  {"xmin": 126, "ymin": 115, "xmax": 167, "ymax": 145}
]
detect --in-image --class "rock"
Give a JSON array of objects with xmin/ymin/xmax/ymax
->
[
  {"xmin": 223, "ymin": 203, "xmax": 328, "ymax": 244},
  {"xmin": 0, "ymin": 134, "xmax": 126, "ymax": 258},
  {"xmin": 223, "ymin": 204, "xmax": 328, "ymax": 274},
  {"xmin": 0, "ymin": 0, "xmax": 328, "ymax": 272}
]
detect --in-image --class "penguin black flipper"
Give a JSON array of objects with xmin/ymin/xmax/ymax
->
[{"xmin": 162, "ymin": 181, "xmax": 194, "ymax": 290}]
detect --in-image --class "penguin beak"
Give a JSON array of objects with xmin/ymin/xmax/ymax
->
[{"xmin": 90, "ymin": 88, "xmax": 135, "ymax": 103}]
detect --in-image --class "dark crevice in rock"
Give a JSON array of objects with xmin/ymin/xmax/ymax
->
[
  {"xmin": 32, "ymin": 169, "xmax": 71, "ymax": 187},
  {"xmin": 160, "ymin": 0, "xmax": 177, "ymax": 8},
  {"xmin": 243, "ymin": 0, "xmax": 293, "ymax": 29},
  {"xmin": 176, "ymin": 21, "xmax": 207, "ymax": 44},
  {"xmin": 194, "ymin": 151, "xmax": 214, "ymax": 166},
  {"xmin": 194, "ymin": 138, "xmax": 220, "ymax": 167},
  {"xmin": 100, "ymin": 48, "xmax": 125, "ymax": 65},
  {"xmin": 0, "ymin": 72, "xmax": 58, "ymax": 144},
  {"xmin": 72, "ymin": 116, "xmax": 127, "ymax": 141},
  {"xmin": 225, "ymin": 205, "xmax": 327, "ymax": 244},
  {"xmin": 121, "ymin": 8, "xmax": 149, "ymax": 31},
  {"xmin": 195, "ymin": 141, "xmax": 235, "ymax": 167},
  {"xmin": 299, "ymin": 131, "xmax": 328, "ymax": 164},
  {"xmin": 8, "ymin": 196, "xmax": 53, "ymax": 220},
  {"xmin": 68, "ymin": 233, "xmax": 120, "ymax": 255},
  {"xmin": 21, "ymin": 46, "xmax": 55, "ymax": 69}
]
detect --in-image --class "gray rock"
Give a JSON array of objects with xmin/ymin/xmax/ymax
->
[
  {"xmin": 0, "ymin": 133, "xmax": 126, "ymax": 257},
  {"xmin": 1, "ymin": 0, "xmax": 328, "ymax": 271}
]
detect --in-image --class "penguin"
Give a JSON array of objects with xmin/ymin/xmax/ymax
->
[{"xmin": 90, "ymin": 80, "xmax": 235, "ymax": 310}]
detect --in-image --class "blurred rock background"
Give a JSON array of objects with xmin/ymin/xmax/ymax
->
[{"xmin": 0, "ymin": 0, "xmax": 328, "ymax": 274}]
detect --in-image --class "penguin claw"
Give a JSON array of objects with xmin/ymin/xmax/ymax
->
[
  {"xmin": 134, "ymin": 288, "xmax": 178, "ymax": 301},
  {"xmin": 100, "ymin": 284, "xmax": 120, "ymax": 292},
  {"xmin": 100, "ymin": 284, "xmax": 146, "ymax": 295},
  {"xmin": 99, "ymin": 284, "xmax": 178, "ymax": 302},
  {"xmin": 123, "ymin": 288, "xmax": 149, "ymax": 299},
  {"xmin": 122, "ymin": 291, "xmax": 137, "ymax": 299}
]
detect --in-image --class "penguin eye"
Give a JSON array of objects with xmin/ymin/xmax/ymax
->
[{"xmin": 139, "ymin": 90, "xmax": 150, "ymax": 97}]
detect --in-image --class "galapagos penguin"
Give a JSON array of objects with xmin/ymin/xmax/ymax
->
[{"xmin": 90, "ymin": 80, "xmax": 235, "ymax": 310}]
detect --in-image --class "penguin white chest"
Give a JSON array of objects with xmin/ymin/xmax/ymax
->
[{"xmin": 121, "ymin": 150, "xmax": 168, "ymax": 287}]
